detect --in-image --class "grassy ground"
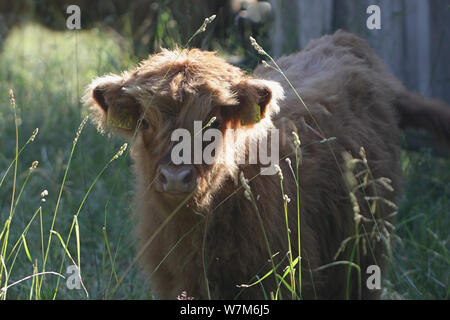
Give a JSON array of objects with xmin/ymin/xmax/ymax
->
[{"xmin": 0, "ymin": 24, "xmax": 448, "ymax": 300}]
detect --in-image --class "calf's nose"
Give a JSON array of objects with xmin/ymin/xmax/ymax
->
[{"xmin": 158, "ymin": 165, "xmax": 196, "ymax": 194}]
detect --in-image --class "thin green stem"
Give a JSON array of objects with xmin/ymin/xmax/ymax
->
[{"xmin": 39, "ymin": 117, "xmax": 88, "ymax": 294}]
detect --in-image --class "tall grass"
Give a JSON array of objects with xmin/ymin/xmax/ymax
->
[
  {"xmin": 243, "ymin": 36, "xmax": 448, "ymax": 300},
  {"xmin": 0, "ymin": 89, "xmax": 131, "ymax": 299},
  {"xmin": 0, "ymin": 24, "xmax": 149, "ymax": 300}
]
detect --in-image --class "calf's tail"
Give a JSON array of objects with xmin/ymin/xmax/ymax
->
[{"xmin": 395, "ymin": 91, "xmax": 450, "ymax": 149}]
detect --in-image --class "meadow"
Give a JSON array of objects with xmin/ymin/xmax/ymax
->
[{"xmin": 0, "ymin": 24, "xmax": 448, "ymax": 300}]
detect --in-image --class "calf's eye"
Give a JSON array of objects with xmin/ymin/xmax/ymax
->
[{"xmin": 139, "ymin": 119, "xmax": 149, "ymax": 130}]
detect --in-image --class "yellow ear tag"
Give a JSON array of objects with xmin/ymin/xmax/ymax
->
[
  {"xmin": 107, "ymin": 107, "xmax": 133, "ymax": 130},
  {"xmin": 254, "ymin": 104, "xmax": 261, "ymax": 123},
  {"xmin": 240, "ymin": 104, "xmax": 261, "ymax": 126}
]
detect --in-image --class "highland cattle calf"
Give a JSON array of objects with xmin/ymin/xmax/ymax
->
[{"xmin": 84, "ymin": 30, "xmax": 450, "ymax": 299}]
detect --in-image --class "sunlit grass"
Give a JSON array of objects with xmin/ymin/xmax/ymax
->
[{"xmin": 0, "ymin": 24, "xmax": 149, "ymax": 300}]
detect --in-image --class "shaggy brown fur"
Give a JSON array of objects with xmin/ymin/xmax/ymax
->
[{"xmin": 83, "ymin": 30, "xmax": 450, "ymax": 300}]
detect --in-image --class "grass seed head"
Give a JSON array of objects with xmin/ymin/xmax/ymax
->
[
  {"xmin": 74, "ymin": 116, "xmax": 89, "ymax": 144},
  {"xmin": 249, "ymin": 36, "xmax": 267, "ymax": 56},
  {"xmin": 29, "ymin": 160, "xmax": 39, "ymax": 171},
  {"xmin": 274, "ymin": 164, "xmax": 283, "ymax": 181},
  {"xmin": 29, "ymin": 128, "xmax": 39, "ymax": 142},
  {"xmin": 9, "ymin": 89, "xmax": 16, "ymax": 109},
  {"xmin": 292, "ymin": 131, "xmax": 301, "ymax": 148},
  {"xmin": 204, "ymin": 116, "xmax": 217, "ymax": 129},
  {"xmin": 198, "ymin": 15, "xmax": 216, "ymax": 33},
  {"xmin": 113, "ymin": 143, "xmax": 128, "ymax": 160}
]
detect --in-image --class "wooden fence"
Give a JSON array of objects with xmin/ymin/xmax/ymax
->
[{"xmin": 269, "ymin": 0, "xmax": 450, "ymax": 103}]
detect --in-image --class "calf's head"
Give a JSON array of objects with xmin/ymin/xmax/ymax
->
[{"xmin": 83, "ymin": 49, "xmax": 283, "ymax": 210}]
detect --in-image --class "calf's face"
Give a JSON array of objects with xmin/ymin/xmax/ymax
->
[{"xmin": 84, "ymin": 49, "xmax": 283, "ymax": 209}]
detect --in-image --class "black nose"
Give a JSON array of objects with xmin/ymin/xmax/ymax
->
[{"xmin": 157, "ymin": 164, "xmax": 196, "ymax": 194}]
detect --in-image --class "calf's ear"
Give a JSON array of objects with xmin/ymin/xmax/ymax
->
[
  {"xmin": 83, "ymin": 74, "xmax": 142, "ymax": 138},
  {"xmin": 228, "ymin": 79, "xmax": 284, "ymax": 127}
]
